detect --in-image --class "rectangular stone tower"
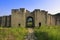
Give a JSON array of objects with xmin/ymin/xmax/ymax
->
[
  {"xmin": 11, "ymin": 8, "xmax": 26, "ymax": 27},
  {"xmin": 33, "ymin": 9, "xmax": 48, "ymax": 27}
]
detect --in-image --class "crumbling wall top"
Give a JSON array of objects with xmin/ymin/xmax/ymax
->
[
  {"xmin": 26, "ymin": 10, "xmax": 30, "ymax": 13},
  {"xmin": 34, "ymin": 9, "xmax": 40, "ymax": 11},
  {"xmin": 33, "ymin": 9, "xmax": 40, "ymax": 13},
  {"xmin": 41, "ymin": 10, "xmax": 48, "ymax": 13},
  {"xmin": 20, "ymin": 8, "xmax": 26, "ymax": 13},
  {"xmin": 12, "ymin": 9, "xmax": 19, "ymax": 13}
]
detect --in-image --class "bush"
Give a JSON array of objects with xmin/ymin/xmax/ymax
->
[
  {"xmin": 34, "ymin": 26, "xmax": 60, "ymax": 40},
  {"xmin": 0, "ymin": 27, "xmax": 28, "ymax": 40}
]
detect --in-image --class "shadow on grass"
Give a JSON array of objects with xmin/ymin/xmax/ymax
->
[{"xmin": 34, "ymin": 32, "xmax": 48, "ymax": 40}]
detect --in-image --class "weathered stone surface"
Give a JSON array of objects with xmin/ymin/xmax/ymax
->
[{"xmin": 0, "ymin": 8, "xmax": 60, "ymax": 27}]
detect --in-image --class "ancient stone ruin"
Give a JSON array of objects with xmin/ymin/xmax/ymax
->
[{"xmin": 0, "ymin": 8, "xmax": 60, "ymax": 27}]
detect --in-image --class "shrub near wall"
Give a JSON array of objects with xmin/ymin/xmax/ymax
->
[
  {"xmin": 0, "ymin": 27, "xmax": 28, "ymax": 40},
  {"xmin": 34, "ymin": 26, "xmax": 60, "ymax": 40}
]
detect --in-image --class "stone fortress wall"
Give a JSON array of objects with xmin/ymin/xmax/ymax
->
[{"xmin": 0, "ymin": 8, "xmax": 60, "ymax": 27}]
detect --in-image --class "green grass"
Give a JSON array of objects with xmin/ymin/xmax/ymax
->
[
  {"xmin": 0, "ymin": 26, "xmax": 60, "ymax": 40},
  {"xmin": 34, "ymin": 26, "xmax": 60, "ymax": 40},
  {"xmin": 0, "ymin": 27, "xmax": 28, "ymax": 40}
]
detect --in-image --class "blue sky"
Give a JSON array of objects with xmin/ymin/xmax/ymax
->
[{"xmin": 0, "ymin": 0, "xmax": 60, "ymax": 16}]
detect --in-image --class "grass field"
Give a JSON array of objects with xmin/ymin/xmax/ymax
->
[
  {"xmin": 34, "ymin": 26, "xmax": 60, "ymax": 40},
  {"xmin": 0, "ymin": 26, "xmax": 60, "ymax": 40},
  {"xmin": 0, "ymin": 27, "xmax": 28, "ymax": 40}
]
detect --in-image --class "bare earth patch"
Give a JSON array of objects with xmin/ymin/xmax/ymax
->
[{"xmin": 28, "ymin": 28, "xmax": 34, "ymax": 33}]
